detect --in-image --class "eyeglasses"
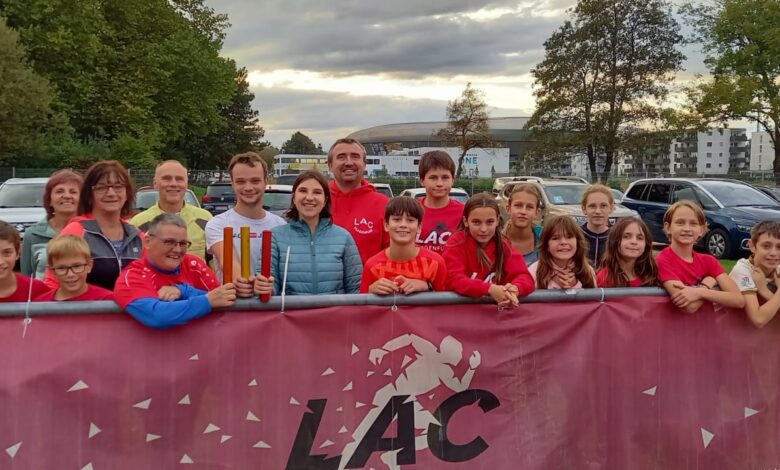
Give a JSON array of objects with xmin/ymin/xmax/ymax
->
[
  {"xmin": 149, "ymin": 234, "xmax": 192, "ymax": 249},
  {"xmin": 51, "ymin": 263, "xmax": 89, "ymax": 276},
  {"xmin": 92, "ymin": 184, "xmax": 127, "ymax": 195}
]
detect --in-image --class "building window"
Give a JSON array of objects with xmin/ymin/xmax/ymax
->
[
  {"xmin": 719, "ymin": 163, "xmax": 723, "ymax": 167},
  {"xmin": 706, "ymin": 142, "xmax": 712, "ymax": 147},
  {"xmin": 413, "ymin": 159, "xmax": 419, "ymax": 165},
  {"xmin": 719, "ymin": 153, "xmax": 723, "ymax": 157},
  {"xmin": 706, "ymin": 163, "xmax": 712, "ymax": 168},
  {"xmin": 720, "ymin": 142, "xmax": 724, "ymax": 147},
  {"xmin": 706, "ymin": 152, "xmax": 712, "ymax": 158}
]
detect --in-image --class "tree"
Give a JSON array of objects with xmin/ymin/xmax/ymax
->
[
  {"xmin": 526, "ymin": 0, "xmax": 684, "ymax": 181},
  {"xmin": 258, "ymin": 146, "xmax": 279, "ymax": 173},
  {"xmin": 437, "ymin": 83, "xmax": 494, "ymax": 179},
  {"xmin": 682, "ymin": 0, "xmax": 780, "ymax": 182},
  {"xmin": 172, "ymin": 65, "xmax": 266, "ymax": 169},
  {"xmin": 0, "ymin": 18, "xmax": 58, "ymax": 164},
  {"xmin": 1, "ymin": 0, "xmax": 236, "ymax": 163},
  {"xmin": 281, "ymin": 131, "xmax": 320, "ymax": 155}
]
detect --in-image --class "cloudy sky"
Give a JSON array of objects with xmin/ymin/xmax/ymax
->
[{"xmin": 210, "ymin": 0, "xmax": 710, "ymax": 149}]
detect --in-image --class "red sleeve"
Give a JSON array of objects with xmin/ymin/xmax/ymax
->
[
  {"xmin": 596, "ymin": 268, "xmax": 609, "ymax": 287},
  {"xmin": 656, "ymin": 249, "xmax": 678, "ymax": 282},
  {"xmin": 501, "ymin": 240, "xmax": 535, "ymax": 297},
  {"xmin": 707, "ymin": 254, "xmax": 726, "ymax": 277},
  {"xmin": 431, "ymin": 253, "xmax": 448, "ymax": 292},
  {"xmin": 359, "ymin": 257, "xmax": 379, "ymax": 293},
  {"xmin": 114, "ymin": 266, "xmax": 160, "ymax": 309},
  {"xmin": 442, "ymin": 235, "xmax": 491, "ymax": 298},
  {"xmin": 186, "ymin": 256, "xmax": 220, "ymax": 291}
]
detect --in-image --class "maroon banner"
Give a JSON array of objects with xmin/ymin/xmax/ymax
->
[{"xmin": 0, "ymin": 298, "xmax": 779, "ymax": 469}]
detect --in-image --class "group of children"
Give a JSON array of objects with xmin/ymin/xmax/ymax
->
[{"xmin": 1, "ymin": 150, "xmax": 778, "ymax": 328}]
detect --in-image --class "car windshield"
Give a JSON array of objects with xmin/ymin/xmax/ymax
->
[
  {"xmin": 543, "ymin": 185, "xmax": 587, "ymax": 205},
  {"xmin": 375, "ymin": 186, "xmax": 392, "ymax": 198},
  {"xmin": 0, "ymin": 183, "xmax": 46, "ymax": 208},
  {"xmin": 451, "ymin": 193, "xmax": 469, "ymax": 204},
  {"xmin": 697, "ymin": 181, "xmax": 778, "ymax": 207},
  {"xmin": 206, "ymin": 185, "xmax": 234, "ymax": 197},
  {"xmin": 264, "ymin": 191, "xmax": 292, "ymax": 211}
]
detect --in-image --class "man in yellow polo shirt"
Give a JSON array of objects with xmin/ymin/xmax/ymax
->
[{"xmin": 130, "ymin": 160, "xmax": 212, "ymax": 261}]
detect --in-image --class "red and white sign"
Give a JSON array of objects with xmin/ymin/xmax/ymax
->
[{"xmin": 0, "ymin": 297, "xmax": 778, "ymax": 469}]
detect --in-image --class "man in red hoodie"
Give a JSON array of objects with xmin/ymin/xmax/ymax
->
[{"xmin": 327, "ymin": 138, "xmax": 389, "ymax": 263}]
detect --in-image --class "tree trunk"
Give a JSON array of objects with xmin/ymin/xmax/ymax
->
[
  {"xmin": 602, "ymin": 149, "xmax": 614, "ymax": 183},
  {"xmin": 456, "ymin": 149, "xmax": 468, "ymax": 179},
  {"xmin": 587, "ymin": 144, "xmax": 596, "ymax": 182}
]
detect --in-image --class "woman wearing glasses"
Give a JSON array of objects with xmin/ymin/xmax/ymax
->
[{"xmin": 45, "ymin": 161, "xmax": 145, "ymax": 290}]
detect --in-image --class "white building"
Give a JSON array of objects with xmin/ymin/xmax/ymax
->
[
  {"xmin": 273, "ymin": 154, "xmax": 329, "ymax": 176},
  {"xmin": 750, "ymin": 131, "xmax": 775, "ymax": 172},
  {"xmin": 662, "ymin": 128, "xmax": 749, "ymax": 176},
  {"xmin": 365, "ymin": 147, "xmax": 510, "ymax": 178}
]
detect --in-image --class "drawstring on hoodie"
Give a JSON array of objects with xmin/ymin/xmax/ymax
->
[
  {"xmin": 22, "ymin": 276, "xmax": 34, "ymax": 338},
  {"xmin": 280, "ymin": 246, "xmax": 291, "ymax": 314}
]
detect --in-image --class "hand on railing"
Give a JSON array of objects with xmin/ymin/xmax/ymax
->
[
  {"xmin": 208, "ymin": 283, "xmax": 237, "ymax": 308},
  {"xmin": 157, "ymin": 286, "xmax": 181, "ymax": 301},
  {"xmin": 253, "ymin": 274, "xmax": 274, "ymax": 297}
]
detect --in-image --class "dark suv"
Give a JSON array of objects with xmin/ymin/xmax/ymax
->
[
  {"xmin": 621, "ymin": 178, "xmax": 780, "ymax": 258},
  {"xmin": 201, "ymin": 183, "xmax": 235, "ymax": 215}
]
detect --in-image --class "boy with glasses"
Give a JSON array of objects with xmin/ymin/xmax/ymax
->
[{"xmin": 35, "ymin": 235, "xmax": 113, "ymax": 301}]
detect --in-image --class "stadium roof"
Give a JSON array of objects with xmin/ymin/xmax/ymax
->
[{"xmin": 348, "ymin": 117, "xmax": 531, "ymax": 143}]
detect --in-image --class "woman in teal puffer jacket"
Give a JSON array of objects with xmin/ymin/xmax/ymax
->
[{"xmin": 255, "ymin": 170, "xmax": 362, "ymax": 296}]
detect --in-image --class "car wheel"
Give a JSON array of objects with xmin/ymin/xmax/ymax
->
[{"xmin": 705, "ymin": 228, "xmax": 730, "ymax": 259}]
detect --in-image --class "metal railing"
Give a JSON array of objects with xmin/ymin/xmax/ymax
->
[{"xmin": 0, "ymin": 288, "xmax": 668, "ymax": 317}]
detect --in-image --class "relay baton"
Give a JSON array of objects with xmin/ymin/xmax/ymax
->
[
  {"xmin": 222, "ymin": 227, "xmax": 233, "ymax": 284},
  {"xmin": 260, "ymin": 230, "xmax": 272, "ymax": 302}
]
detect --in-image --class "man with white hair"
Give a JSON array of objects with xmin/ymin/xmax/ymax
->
[{"xmin": 130, "ymin": 160, "xmax": 213, "ymax": 261}]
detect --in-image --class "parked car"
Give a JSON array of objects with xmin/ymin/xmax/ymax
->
[
  {"xmin": 495, "ymin": 177, "xmax": 637, "ymax": 226},
  {"xmin": 134, "ymin": 187, "xmax": 200, "ymax": 215},
  {"xmin": 398, "ymin": 187, "xmax": 469, "ymax": 204},
  {"xmin": 492, "ymin": 175, "xmax": 588, "ymax": 195},
  {"xmin": 0, "ymin": 178, "xmax": 48, "ymax": 240},
  {"xmin": 274, "ymin": 174, "xmax": 298, "ymax": 185},
  {"xmin": 754, "ymin": 185, "xmax": 780, "ymax": 203},
  {"xmin": 621, "ymin": 178, "xmax": 780, "ymax": 258},
  {"xmin": 611, "ymin": 188, "xmax": 625, "ymax": 203},
  {"xmin": 201, "ymin": 183, "xmax": 235, "ymax": 215},
  {"xmin": 373, "ymin": 183, "xmax": 393, "ymax": 198},
  {"xmin": 263, "ymin": 184, "xmax": 293, "ymax": 217}
]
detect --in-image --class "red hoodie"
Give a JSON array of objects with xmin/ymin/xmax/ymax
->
[
  {"xmin": 442, "ymin": 230, "xmax": 535, "ymax": 298},
  {"xmin": 328, "ymin": 179, "xmax": 389, "ymax": 264}
]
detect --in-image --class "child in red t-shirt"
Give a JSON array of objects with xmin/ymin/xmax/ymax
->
[
  {"xmin": 0, "ymin": 222, "xmax": 50, "ymax": 302},
  {"xmin": 657, "ymin": 201, "xmax": 743, "ymax": 313},
  {"xmin": 596, "ymin": 217, "xmax": 659, "ymax": 288},
  {"xmin": 442, "ymin": 193, "xmax": 534, "ymax": 306},
  {"xmin": 35, "ymin": 235, "xmax": 113, "ymax": 301},
  {"xmin": 361, "ymin": 197, "xmax": 447, "ymax": 294},
  {"xmin": 415, "ymin": 151, "xmax": 464, "ymax": 255}
]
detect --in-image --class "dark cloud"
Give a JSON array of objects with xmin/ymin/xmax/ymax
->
[
  {"xmin": 213, "ymin": 0, "xmax": 567, "ymax": 77},
  {"xmin": 253, "ymin": 86, "xmax": 526, "ymax": 148}
]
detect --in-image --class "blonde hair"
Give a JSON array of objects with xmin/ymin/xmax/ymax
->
[
  {"xmin": 663, "ymin": 200, "xmax": 708, "ymax": 233},
  {"xmin": 581, "ymin": 184, "xmax": 615, "ymax": 211},
  {"xmin": 47, "ymin": 235, "xmax": 91, "ymax": 265}
]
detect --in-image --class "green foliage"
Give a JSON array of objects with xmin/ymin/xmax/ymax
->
[
  {"xmin": 258, "ymin": 146, "xmax": 279, "ymax": 173},
  {"xmin": 0, "ymin": 18, "xmax": 58, "ymax": 163},
  {"xmin": 437, "ymin": 83, "xmax": 494, "ymax": 179},
  {"xmin": 527, "ymin": 0, "xmax": 685, "ymax": 181},
  {"xmin": 1, "ymin": 0, "xmax": 244, "ymax": 168},
  {"xmin": 682, "ymin": 0, "xmax": 780, "ymax": 179},
  {"xmin": 111, "ymin": 133, "xmax": 157, "ymax": 169},
  {"xmin": 281, "ymin": 131, "xmax": 321, "ymax": 155}
]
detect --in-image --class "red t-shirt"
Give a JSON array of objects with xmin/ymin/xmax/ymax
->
[
  {"xmin": 0, "ymin": 274, "xmax": 51, "ymax": 302},
  {"xmin": 596, "ymin": 268, "xmax": 646, "ymax": 288},
  {"xmin": 416, "ymin": 198, "xmax": 464, "ymax": 255},
  {"xmin": 656, "ymin": 246, "xmax": 724, "ymax": 286},
  {"xmin": 114, "ymin": 254, "xmax": 221, "ymax": 309},
  {"xmin": 35, "ymin": 284, "xmax": 114, "ymax": 301},
  {"xmin": 360, "ymin": 248, "xmax": 448, "ymax": 293}
]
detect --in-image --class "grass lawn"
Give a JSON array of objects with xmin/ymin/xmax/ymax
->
[{"xmin": 720, "ymin": 259, "xmax": 737, "ymax": 273}]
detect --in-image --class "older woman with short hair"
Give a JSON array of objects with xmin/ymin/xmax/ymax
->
[
  {"xmin": 21, "ymin": 169, "xmax": 83, "ymax": 279},
  {"xmin": 45, "ymin": 160, "xmax": 145, "ymax": 290}
]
